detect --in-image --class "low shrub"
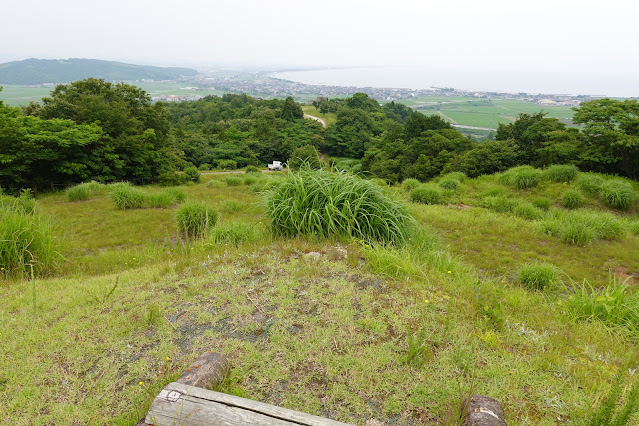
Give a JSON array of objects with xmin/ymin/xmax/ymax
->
[
  {"xmin": 0, "ymin": 209, "xmax": 61, "ymax": 277},
  {"xmin": 532, "ymin": 197, "xmax": 552, "ymax": 211},
  {"xmin": 217, "ymin": 159, "xmax": 237, "ymax": 170},
  {"xmin": 157, "ymin": 171, "xmax": 187, "ymax": 187},
  {"xmin": 544, "ymin": 164, "xmax": 578, "ymax": 182},
  {"xmin": 599, "ymin": 180, "xmax": 636, "ymax": 210},
  {"xmin": 537, "ymin": 209, "xmax": 625, "ymax": 245},
  {"xmin": 518, "ymin": 262, "xmax": 561, "ymax": 291},
  {"xmin": 210, "ymin": 221, "xmax": 260, "ymax": 245},
  {"xmin": 401, "ymin": 178, "xmax": 420, "ymax": 192},
  {"xmin": 266, "ymin": 168, "xmax": 413, "ymax": 245},
  {"xmin": 183, "ymin": 166, "xmax": 201, "ymax": 183},
  {"xmin": 224, "ymin": 176, "xmax": 243, "ymax": 187},
  {"xmin": 198, "ymin": 163, "xmax": 211, "ymax": 171},
  {"xmin": 110, "ymin": 183, "xmax": 146, "ymax": 209},
  {"xmin": 410, "ymin": 185, "xmax": 444, "ymax": 205},
  {"xmin": 561, "ymin": 190, "xmax": 584, "ymax": 209},
  {"xmin": 176, "ymin": 202, "xmax": 218, "ymax": 238},
  {"xmin": 576, "ymin": 174, "xmax": 604, "ymax": 195},
  {"xmin": 513, "ymin": 201, "xmax": 544, "ymax": 220},
  {"xmin": 66, "ymin": 181, "xmax": 105, "ymax": 201},
  {"xmin": 244, "ymin": 165, "xmax": 261, "ymax": 174}
]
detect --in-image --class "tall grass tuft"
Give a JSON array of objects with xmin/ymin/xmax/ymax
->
[
  {"xmin": 567, "ymin": 277, "xmax": 639, "ymax": 336},
  {"xmin": 210, "ymin": 221, "xmax": 260, "ymax": 245},
  {"xmin": 513, "ymin": 201, "xmax": 544, "ymax": 220},
  {"xmin": 439, "ymin": 178, "xmax": 460, "ymax": 191},
  {"xmin": 66, "ymin": 181, "xmax": 105, "ymax": 201},
  {"xmin": 224, "ymin": 176, "xmax": 243, "ymax": 187},
  {"xmin": 109, "ymin": 183, "xmax": 146, "ymax": 209},
  {"xmin": 532, "ymin": 197, "xmax": 552, "ymax": 211},
  {"xmin": 207, "ymin": 179, "xmax": 225, "ymax": 189},
  {"xmin": 481, "ymin": 196, "xmax": 519, "ymax": 213},
  {"xmin": 630, "ymin": 222, "xmax": 639, "ymax": 237},
  {"xmin": 0, "ymin": 208, "xmax": 61, "ymax": 278},
  {"xmin": 441, "ymin": 171, "xmax": 467, "ymax": 183},
  {"xmin": 176, "ymin": 202, "xmax": 218, "ymax": 238},
  {"xmin": 145, "ymin": 188, "xmax": 186, "ymax": 208},
  {"xmin": 266, "ymin": 168, "xmax": 413, "ymax": 245},
  {"xmin": 500, "ymin": 166, "xmax": 543, "ymax": 189},
  {"xmin": 518, "ymin": 262, "xmax": 561, "ymax": 291},
  {"xmin": 561, "ymin": 189, "xmax": 584, "ymax": 209},
  {"xmin": 538, "ymin": 209, "xmax": 625, "ymax": 245},
  {"xmin": 576, "ymin": 174, "xmax": 604, "ymax": 195},
  {"xmin": 0, "ymin": 193, "xmax": 36, "ymax": 215},
  {"xmin": 410, "ymin": 185, "xmax": 445, "ymax": 205},
  {"xmin": 599, "ymin": 180, "xmax": 636, "ymax": 210},
  {"xmin": 544, "ymin": 164, "xmax": 578, "ymax": 182},
  {"xmin": 244, "ymin": 165, "xmax": 261, "ymax": 174},
  {"xmin": 401, "ymin": 178, "xmax": 420, "ymax": 193}
]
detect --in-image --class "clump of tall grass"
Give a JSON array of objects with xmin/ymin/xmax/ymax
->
[
  {"xmin": 576, "ymin": 174, "xmax": 604, "ymax": 195},
  {"xmin": 401, "ymin": 178, "xmax": 420, "ymax": 192},
  {"xmin": 441, "ymin": 171, "xmax": 467, "ymax": 183},
  {"xmin": 0, "ymin": 193, "xmax": 36, "ymax": 215},
  {"xmin": 66, "ymin": 181, "xmax": 105, "ymax": 201},
  {"xmin": 439, "ymin": 178, "xmax": 460, "ymax": 191},
  {"xmin": 566, "ymin": 277, "xmax": 639, "ymax": 336},
  {"xmin": 500, "ymin": 166, "xmax": 543, "ymax": 189},
  {"xmin": 410, "ymin": 185, "xmax": 445, "ymax": 205},
  {"xmin": 145, "ymin": 188, "xmax": 186, "ymax": 208},
  {"xmin": 630, "ymin": 222, "xmax": 639, "ymax": 237},
  {"xmin": 538, "ymin": 209, "xmax": 625, "ymax": 245},
  {"xmin": 206, "ymin": 179, "xmax": 225, "ymax": 189},
  {"xmin": 0, "ymin": 209, "xmax": 61, "ymax": 278},
  {"xmin": 210, "ymin": 221, "xmax": 260, "ymax": 245},
  {"xmin": 183, "ymin": 166, "xmax": 201, "ymax": 183},
  {"xmin": 513, "ymin": 201, "xmax": 544, "ymax": 220},
  {"xmin": 221, "ymin": 199, "xmax": 243, "ymax": 213},
  {"xmin": 266, "ymin": 168, "xmax": 413, "ymax": 245},
  {"xmin": 176, "ymin": 202, "xmax": 218, "ymax": 238},
  {"xmin": 243, "ymin": 175, "xmax": 259, "ymax": 186},
  {"xmin": 110, "ymin": 183, "xmax": 146, "ymax": 209},
  {"xmin": 561, "ymin": 189, "xmax": 584, "ymax": 209},
  {"xmin": 532, "ymin": 197, "xmax": 552, "ymax": 211},
  {"xmin": 599, "ymin": 180, "xmax": 636, "ymax": 210},
  {"xmin": 518, "ymin": 262, "xmax": 561, "ymax": 291},
  {"xmin": 481, "ymin": 196, "xmax": 519, "ymax": 213},
  {"xmin": 224, "ymin": 176, "xmax": 243, "ymax": 187},
  {"xmin": 544, "ymin": 164, "xmax": 578, "ymax": 182},
  {"xmin": 244, "ymin": 165, "xmax": 261, "ymax": 174}
]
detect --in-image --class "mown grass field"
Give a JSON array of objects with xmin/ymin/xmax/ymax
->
[
  {"xmin": 1, "ymin": 169, "xmax": 639, "ymax": 425},
  {"xmin": 398, "ymin": 97, "xmax": 576, "ymax": 129}
]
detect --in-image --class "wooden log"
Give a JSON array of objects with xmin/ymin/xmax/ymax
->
[
  {"xmin": 176, "ymin": 352, "xmax": 229, "ymax": 390},
  {"xmin": 145, "ymin": 381, "xmax": 353, "ymax": 426},
  {"xmin": 465, "ymin": 395, "xmax": 507, "ymax": 426}
]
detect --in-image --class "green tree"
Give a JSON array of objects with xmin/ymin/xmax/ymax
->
[{"xmin": 288, "ymin": 145, "xmax": 323, "ymax": 170}]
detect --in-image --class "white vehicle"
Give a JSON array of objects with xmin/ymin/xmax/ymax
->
[{"xmin": 268, "ymin": 161, "xmax": 283, "ymax": 171}]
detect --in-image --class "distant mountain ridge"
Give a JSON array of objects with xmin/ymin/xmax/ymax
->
[{"xmin": 0, "ymin": 58, "xmax": 198, "ymax": 85}]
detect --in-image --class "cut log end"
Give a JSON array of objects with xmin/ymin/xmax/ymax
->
[
  {"xmin": 465, "ymin": 395, "xmax": 507, "ymax": 426},
  {"xmin": 176, "ymin": 352, "xmax": 230, "ymax": 390}
]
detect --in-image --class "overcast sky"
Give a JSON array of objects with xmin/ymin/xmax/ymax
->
[{"xmin": 2, "ymin": 0, "xmax": 638, "ymax": 75}]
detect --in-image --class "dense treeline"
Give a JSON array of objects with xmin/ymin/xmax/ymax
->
[{"xmin": 1, "ymin": 80, "xmax": 637, "ymax": 193}]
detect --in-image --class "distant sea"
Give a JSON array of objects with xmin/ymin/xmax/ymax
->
[{"xmin": 272, "ymin": 67, "xmax": 639, "ymax": 98}]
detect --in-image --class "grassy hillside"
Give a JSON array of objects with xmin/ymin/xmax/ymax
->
[
  {"xmin": 0, "ymin": 58, "xmax": 197, "ymax": 85},
  {"xmin": 1, "ymin": 169, "xmax": 639, "ymax": 424}
]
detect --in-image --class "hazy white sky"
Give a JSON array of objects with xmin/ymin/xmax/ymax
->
[{"xmin": 2, "ymin": 0, "xmax": 638, "ymax": 74}]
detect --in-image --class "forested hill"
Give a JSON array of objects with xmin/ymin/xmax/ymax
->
[{"xmin": 0, "ymin": 58, "xmax": 198, "ymax": 84}]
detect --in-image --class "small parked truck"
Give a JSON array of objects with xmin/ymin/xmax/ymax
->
[{"xmin": 268, "ymin": 161, "xmax": 283, "ymax": 171}]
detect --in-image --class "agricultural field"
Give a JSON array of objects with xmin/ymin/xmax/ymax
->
[
  {"xmin": 397, "ymin": 97, "xmax": 576, "ymax": 129},
  {"xmin": 1, "ymin": 167, "xmax": 639, "ymax": 425}
]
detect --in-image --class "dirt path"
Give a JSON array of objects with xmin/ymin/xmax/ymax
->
[{"xmin": 303, "ymin": 113, "xmax": 327, "ymax": 128}]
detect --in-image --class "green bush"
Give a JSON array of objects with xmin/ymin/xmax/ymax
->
[
  {"xmin": 217, "ymin": 159, "xmax": 237, "ymax": 170},
  {"xmin": 224, "ymin": 176, "xmax": 243, "ymax": 186},
  {"xmin": 66, "ymin": 181, "xmax": 105, "ymax": 201},
  {"xmin": 441, "ymin": 172, "xmax": 467, "ymax": 182},
  {"xmin": 371, "ymin": 178, "xmax": 388, "ymax": 188},
  {"xmin": 211, "ymin": 221, "xmax": 260, "ymax": 245},
  {"xmin": 183, "ymin": 166, "xmax": 201, "ymax": 183},
  {"xmin": 513, "ymin": 201, "xmax": 544, "ymax": 220},
  {"xmin": 288, "ymin": 145, "xmax": 323, "ymax": 171},
  {"xmin": 532, "ymin": 197, "xmax": 552, "ymax": 211},
  {"xmin": 176, "ymin": 202, "xmax": 218, "ymax": 238},
  {"xmin": 110, "ymin": 183, "xmax": 146, "ymax": 209},
  {"xmin": 561, "ymin": 190, "xmax": 584, "ymax": 209},
  {"xmin": 401, "ymin": 178, "xmax": 420, "ymax": 192},
  {"xmin": 157, "ymin": 171, "xmax": 187, "ymax": 187},
  {"xmin": 410, "ymin": 185, "xmax": 444, "ymax": 205},
  {"xmin": 518, "ymin": 262, "xmax": 561, "ymax": 291},
  {"xmin": 599, "ymin": 180, "xmax": 636, "ymax": 210},
  {"xmin": 198, "ymin": 163, "xmax": 211, "ymax": 171},
  {"xmin": 266, "ymin": 168, "xmax": 413, "ymax": 245},
  {"xmin": 576, "ymin": 174, "xmax": 604, "ymax": 195},
  {"xmin": 0, "ymin": 209, "xmax": 61, "ymax": 278},
  {"xmin": 544, "ymin": 164, "xmax": 578, "ymax": 182},
  {"xmin": 244, "ymin": 165, "xmax": 261, "ymax": 174},
  {"xmin": 538, "ymin": 209, "xmax": 625, "ymax": 245}
]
